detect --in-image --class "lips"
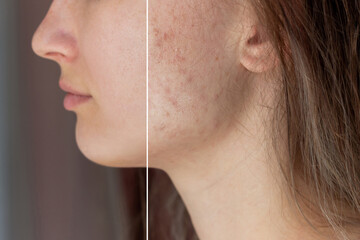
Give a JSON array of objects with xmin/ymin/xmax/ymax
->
[{"xmin": 59, "ymin": 81, "xmax": 92, "ymax": 110}]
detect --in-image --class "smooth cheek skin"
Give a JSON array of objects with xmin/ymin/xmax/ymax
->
[
  {"xmin": 75, "ymin": 1, "xmax": 146, "ymax": 166},
  {"xmin": 149, "ymin": 1, "xmax": 248, "ymax": 165}
]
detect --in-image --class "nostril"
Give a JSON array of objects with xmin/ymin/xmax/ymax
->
[
  {"xmin": 45, "ymin": 52, "xmax": 67, "ymax": 61},
  {"xmin": 32, "ymin": 33, "xmax": 79, "ymax": 63}
]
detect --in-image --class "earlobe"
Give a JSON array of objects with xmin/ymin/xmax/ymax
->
[{"xmin": 239, "ymin": 26, "xmax": 279, "ymax": 73}]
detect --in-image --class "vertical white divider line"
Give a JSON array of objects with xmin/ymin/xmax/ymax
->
[{"xmin": 146, "ymin": 0, "xmax": 149, "ymax": 238}]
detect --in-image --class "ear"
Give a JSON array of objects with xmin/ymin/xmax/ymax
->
[{"xmin": 239, "ymin": 25, "xmax": 279, "ymax": 73}]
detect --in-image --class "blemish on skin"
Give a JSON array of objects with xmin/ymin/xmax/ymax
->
[
  {"xmin": 163, "ymin": 32, "xmax": 175, "ymax": 41},
  {"xmin": 175, "ymin": 53, "xmax": 186, "ymax": 63},
  {"xmin": 178, "ymin": 67, "xmax": 187, "ymax": 75},
  {"xmin": 163, "ymin": 32, "xmax": 169, "ymax": 41},
  {"xmin": 158, "ymin": 123, "xmax": 166, "ymax": 131},
  {"xmin": 153, "ymin": 122, "xmax": 167, "ymax": 132},
  {"xmin": 154, "ymin": 28, "xmax": 175, "ymax": 48},
  {"xmin": 153, "ymin": 28, "xmax": 160, "ymax": 36},
  {"xmin": 213, "ymin": 88, "xmax": 224, "ymax": 102},
  {"xmin": 214, "ymin": 119, "xmax": 220, "ymax": 129},
  {"xmin": 165, "ymin": 87, "xmax": 171, "ymax": 94},
  {"xmin": 168, "ymin": 131, "xmax": 177, "ymax": 139},
  {"xmin": 169, "ymin": 97, "xmax": 179, "ymax": 108}
]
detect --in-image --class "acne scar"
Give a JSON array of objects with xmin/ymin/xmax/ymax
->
[
  {"xmin": 169, "ymin": 97, "xmax": 179, "ymax": 108},
  {"xmin": 165, "ymin": 87, "xmax": 171, "ymax": 94}
]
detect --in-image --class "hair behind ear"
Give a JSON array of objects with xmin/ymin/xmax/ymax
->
[{"xmin": 252, "ymin": 0, "xmax": 360, "ymax": 238}]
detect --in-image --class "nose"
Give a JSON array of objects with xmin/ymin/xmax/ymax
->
[{"xmin": 31, "ymin": 3, "xmax": 78, "ymax": 63}]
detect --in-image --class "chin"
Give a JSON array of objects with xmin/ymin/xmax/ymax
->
[{"xmin": 74, "ymin": 123, "xmax": 146, "ymax": 168}]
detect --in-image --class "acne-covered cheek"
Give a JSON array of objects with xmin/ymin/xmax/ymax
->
[
  {"xmin": 149, "ymin": 67, "xmax": 227, "ymax": 145},
  {"xmin": 149, "ymin": 2, "xmax": 235, "ymax": 147},
  {"xmin": 149, "ymin": 1, "xmax": 224, "ymax": 70},
  {"xmin": 150, "ymin": 17, "xmax": 223, "ymax": 106}
]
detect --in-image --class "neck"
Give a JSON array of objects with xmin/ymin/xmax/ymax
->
[{"xmin": 162, "ymin": 107, "xmax": 332, "ymax": 240}]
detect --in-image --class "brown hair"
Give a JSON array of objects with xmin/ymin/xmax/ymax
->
[{"xmin": 252, "ymin": 0, "xmax": 360, "ymax": 238}]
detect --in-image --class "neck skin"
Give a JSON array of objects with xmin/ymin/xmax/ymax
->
[{"xmin": 160, "ymin": 80, "xmax": 333, "ymax": 240}]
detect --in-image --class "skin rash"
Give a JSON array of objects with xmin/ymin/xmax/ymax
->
[{"xmin": 148, "ymin": 1, "xmax": 251, "ymax": 165}]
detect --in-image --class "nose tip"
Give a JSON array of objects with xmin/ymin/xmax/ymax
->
[{"xmin": 31, "ymin": 11, "xmax": 78, "ymax": 63}]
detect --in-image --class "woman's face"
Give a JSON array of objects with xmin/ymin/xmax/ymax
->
[
  {"xmin": 32, "ymin": 0, "xmax": 146, "ymax": 167},
  {"xmin": 149, "ymin": 0, "xmax": 257, "ymax": 166}
]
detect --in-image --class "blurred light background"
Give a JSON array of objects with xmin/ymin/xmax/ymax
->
[{"xmin": 0, "ymin": 1, "xmax": 145, "ymax": 239}]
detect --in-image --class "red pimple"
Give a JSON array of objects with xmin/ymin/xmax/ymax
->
[
  {"xmin": 169, "ymin": 97, "xmax": 179, "ymax": 108},
  {"xmin": 165, "ymin": 87, "xmax": 171, "ymax": 94}
]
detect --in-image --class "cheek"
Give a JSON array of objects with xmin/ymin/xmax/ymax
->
[
  {"xmin": 150, "ymin": 2, "xmax": 221, "ymax": 72},
  {"xmin": 74, "ymin": 1, "xmax": 146, "ymax": 165},
  {"xmin": 149, "ymin": 1, "xmax": 238, "ymax": 157},
  {"xmin": 82, "ymin": 3, "xmax": 146, "ymax": 127}
]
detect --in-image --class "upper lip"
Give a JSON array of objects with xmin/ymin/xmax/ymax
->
[{"xmin": 59, "ymin": 80, "xmax": 91, "ymax": 97}]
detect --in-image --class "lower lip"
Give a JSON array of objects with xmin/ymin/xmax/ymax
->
[{"xmin": 63, "ymin": 93, "xmax": 92, "ymax": 110}]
